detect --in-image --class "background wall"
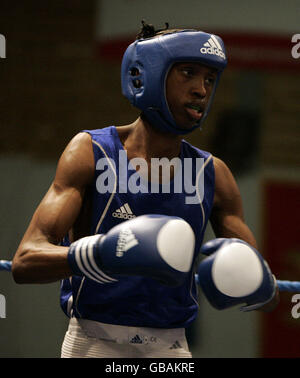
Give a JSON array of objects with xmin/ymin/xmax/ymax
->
[{"xmin": 0, "ymin": 1, "xmax": 299, "ymax": 358}]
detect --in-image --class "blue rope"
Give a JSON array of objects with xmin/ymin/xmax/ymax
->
[
  {"xmin": 195, "ymin": 273, "xmax": 300, "ymax": 292},
  {"xmin": 0, "ymin": 260, "xmax": 12, "ymax": 271},
  {"xmin": 276, "ymin": 280, "xmax": 300, "ymax": 292},
  {"xmin": 1, "ymin": 260, "xmax": 300, "ymax": 292}
]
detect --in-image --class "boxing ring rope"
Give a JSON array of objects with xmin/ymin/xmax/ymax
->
[
  {"xmin": 1, "ymin": 259, "xmax": 300, "ymax": 292},
  {"xmin": 194, "ymin": 273, "xmax": 300, "ymax": 292},
  {"xmin": 0, "ymin": 260, "xmax": 12, "ymax": 272}
]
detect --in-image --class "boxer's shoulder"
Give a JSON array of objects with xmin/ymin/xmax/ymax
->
[{"xmin": 55, "ymin": 132, "xmax": 94, "ymax": 189}]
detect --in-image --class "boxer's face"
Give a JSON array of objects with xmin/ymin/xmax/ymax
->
[{"xmin": 166, "ymin": 62, "xmax": 217, "ymax": 130}]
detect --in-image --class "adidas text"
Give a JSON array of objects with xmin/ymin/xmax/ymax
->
[
  {"xmin": 112, "ymin": 212, "xmax": 135, "ymax": 219},
  {"xmin": 200, "ymin": 46, "xmax": 225, "ymax": 59},
  {"xmin": 116, "ymin": 228, "xmax": 139, "ymax": 257}
]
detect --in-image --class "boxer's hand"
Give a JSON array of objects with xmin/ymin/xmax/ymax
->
[
  {"xmin": 68, "ymin": 214, "xmax": 195, "ymax": 287},
  {"xmin": 197, "ymin": 238, "xmax": 277, "ymax": 311}
]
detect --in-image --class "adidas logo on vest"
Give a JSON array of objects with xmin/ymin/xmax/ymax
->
[
  {"xmin": 112, "ymin": 203, "xmax": 136, "ymax": 219},
  {"xmin": 200, "ymin": 35, "xmax": 226, "ymax": 59}
]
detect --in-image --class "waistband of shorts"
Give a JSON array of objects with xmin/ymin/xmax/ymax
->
[{"xmin": 69, "ymin": 317, "xmax": 186, "ymax": 345}]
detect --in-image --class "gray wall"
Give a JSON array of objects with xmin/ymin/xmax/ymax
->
[{"xmin": 0, "ymin": 157, "xmax": 68, "ymax": 357}]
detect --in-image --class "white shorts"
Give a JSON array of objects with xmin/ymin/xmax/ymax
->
[{"xmin": 61, "ymin": 317, "xmax": 192, "ymax": 358}]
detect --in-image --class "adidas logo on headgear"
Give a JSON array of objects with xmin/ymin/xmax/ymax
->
[{"xmin": 200, "ymin": 35, "xmax": 226, "ymax": 59}]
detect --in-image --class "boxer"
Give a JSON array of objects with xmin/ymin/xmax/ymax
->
[{"xmin": 12, "ymin": 21, "xmax": 278, "ymax": 358}]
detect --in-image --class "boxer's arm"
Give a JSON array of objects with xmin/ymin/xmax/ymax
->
[
  {"xmin": 209, "ymin": 157, "xmax": 279, "ymax": 311},
  {"xmin": 12, "ymin": 132, "xmax": 94, "ymax": 284},
  {"xmin": 210, "ymin": 157, "xmax": 257, "ymax": 248}
]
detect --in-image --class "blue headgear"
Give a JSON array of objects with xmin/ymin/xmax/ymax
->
[{"xmin": 121, "ymin": 30, "xmax": 227, "ymax": 135}]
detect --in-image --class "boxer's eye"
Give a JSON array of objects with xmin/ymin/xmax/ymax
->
[
  {"xmin": 205, "ymin": 76, "xmax": 216, "ymax": 86},
  {"xmin": 181, "ymin": 67, "xmax": 195, "ymax": 77}
]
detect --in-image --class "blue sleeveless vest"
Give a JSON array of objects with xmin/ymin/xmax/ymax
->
[{"xmin": 60, "ymin": 126, "xmax": 215, "ymax": 328}]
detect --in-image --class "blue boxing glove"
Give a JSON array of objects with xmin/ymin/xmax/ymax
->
[
  {"xmin": 68, "ymin": 214, "xmax": 195, "ymax": 287},
  {"xmin": 196, "ymin": 238, "xmax": 276, "ymax": 311}
]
